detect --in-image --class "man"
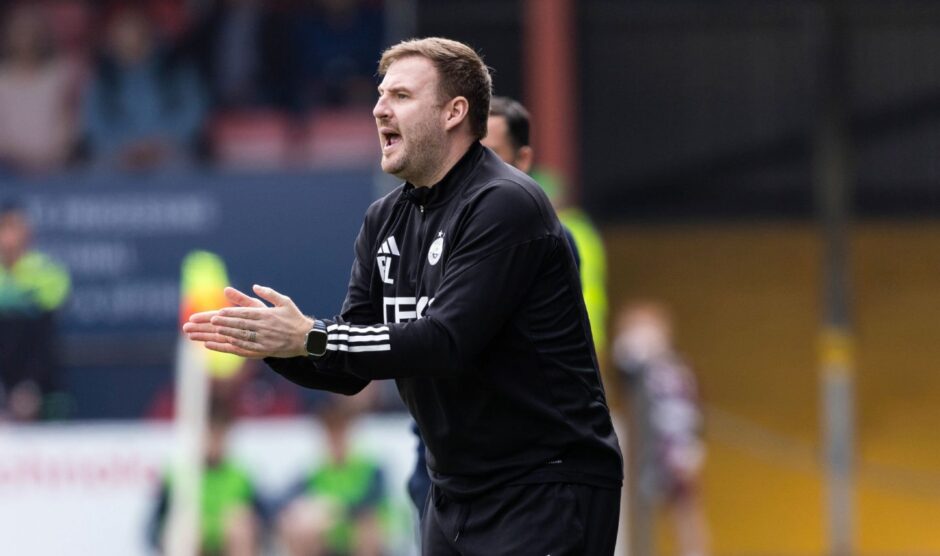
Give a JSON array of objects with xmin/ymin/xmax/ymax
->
[
  {"xmin": 484, "ymin": 95, "xmax": 579, "ymax": 268},
  {"xmin": 149, "ymin": 398, "xmax": 266, "ymax": 556},
  {"xmin": 485, "ymin": 97, "xmax": 607, "ymax": 369},
  {"xmin": 403, "ymin": 95, "xmax": 580, "ymax": 516},
  {"xmin": 482, "ymin": 96, "xmax": 532, "ymax": 172},
  {"xmin": 184, "ymin": 37, "xmax": 622, "ymax": 554},
  {"xmin": 277, "ymin": 394, "xmax": 387, "ymax": 556},
  {"xmin": 82, "ymin": 5, "xmax": 206, "ymax": 171},
  {"xmin": 0, "ymin": 200, "xmax": 70, "ymax": 420},
  {"xmin": 612, "ymin": 302, "xmax": 709, "ymax": 556}
]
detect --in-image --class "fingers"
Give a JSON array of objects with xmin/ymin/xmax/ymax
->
[
  {"xmin": 211, "ymin": 315, "xmax": 261, "ymax": 331},
  {"xmin": 186, "ymin": 311, "xmax": 268, "ymax": 358},
  {"xmin": 185, "ymin": 284, "xmax": 304, "ymax": 360},
  {"xmin": 221, "ymin": 332, "xmax": 265, "ymax": 352},
  {"xmin": 216, "ymin": 307, "xmax": 264, "ymax": 320},
  {"xmin": 187, "ymin": 316, "xmax": 255, "ymax": 344},
  {"xmin": 188, "ymin": 288, "xmax": 267, "ymax": 326},
  {"xmin": 224, "ymin": 286, "xmax": 266, "ymax": 308},
  {"xmin": 213, "ymin": 324, "xmax": 258, "ymax": 343},
  {"xmin": 182, "ymin": 321, "xmax": 217, "ymax": 334},
  {"xmin": 187, "ymin": 331, "xmax": 234, "ymax": 344},
  {"xmin": 183, "ymin": 315, "xmax": 219, "ymax": 341},
  {"xmin": 183, "ymin": 321, "xmax": 232, "ymax": 344},
  {"xmin": 253, "ymin": 284, "xmax": 294, "ymax": 308},
  {"xmin": 204, "ymin": 341, "xmax": 266, "ymax": 359},
  {"xmin": 188, "ymin": 326, "xmax": 267, "ymax": 357},
  {"xmin": 188, "ymin": 310, "xmax": 219, "ymax": 323}
]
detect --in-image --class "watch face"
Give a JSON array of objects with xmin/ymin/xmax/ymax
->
[{"xmin": 306, "ymin": 326, "xmax": 328, "ymax": 357}]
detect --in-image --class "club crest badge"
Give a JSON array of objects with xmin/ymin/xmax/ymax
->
[{"xmin": 428, "ymin": 232, "xmax": 445, "ymax": 266}]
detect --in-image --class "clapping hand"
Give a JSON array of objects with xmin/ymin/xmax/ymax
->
[{"xmin": 182, "ymin": 285, "xmax": 313, "ymax": 359}]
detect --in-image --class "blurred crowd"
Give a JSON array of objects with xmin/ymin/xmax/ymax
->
[
  {"xmin": 0, "ymin": 0, "xmax": 384, "ymax": 177},
  {"xmin": 149, "ymin": 390, "xmax": 393, "ymax": 556}
]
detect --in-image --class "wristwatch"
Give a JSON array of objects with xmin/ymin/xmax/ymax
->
[{"xmin": 304, "ymin": 319, "xmax": 329, "ymax": 357}]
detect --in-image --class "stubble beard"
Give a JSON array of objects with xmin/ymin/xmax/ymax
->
[{"xmin": 384, "ymin": 118, "xmax": 448, "ymax": 186}]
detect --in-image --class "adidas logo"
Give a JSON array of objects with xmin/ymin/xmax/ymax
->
[
  {"xmin": 377, "ymin": 236, "xmax": 400, "ymax": 284},
  {"xmin": 378, "ymin": 236, "xmax": 400, "ymax": 256}
]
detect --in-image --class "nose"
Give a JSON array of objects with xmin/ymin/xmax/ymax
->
[{"xmin": 373, "ymin": 94, "xmax": 390, "ymax": 120}]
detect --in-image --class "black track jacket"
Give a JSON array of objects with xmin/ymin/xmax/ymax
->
[{"xmin": 267, "ymin": 142, "xmax": 622, "ymax": 499}]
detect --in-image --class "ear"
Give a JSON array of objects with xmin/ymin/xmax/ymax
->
[
  {"xmin": 443, "ymin": 96, "xmax": 470, "ymax": 131},
  {"xmin": 515, "ymin": 146, "xmax": 534, "ymax": 174}
]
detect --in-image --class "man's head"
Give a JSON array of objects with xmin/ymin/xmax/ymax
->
[
  {"xmin": 482, "ymin": 96, "xmax": 533, "ymax": 173},
  {"xmin": 374, "ymin": 37, "xmax": 492, "ymax": 186},
  {"xmin": 205, "ymin": 398, "xmax": 234, "ymax": 466},
  {"xmin": 0, "ymin": 200, "xmax": 30, "ymax": 269},
  {"xmin": 614, "ymin": 301, "xmax": 674, "ymax": 365},
  {"xmin": 317, "ymin": 392, "xmax": 367, "ymax": 463},
  {"xmin": 106, "ymin": 5, "xmax": 154, "ymax": 66}
]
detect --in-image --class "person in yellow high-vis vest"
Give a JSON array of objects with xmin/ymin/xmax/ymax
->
[
  {"xmin": 0, "ymin": 200, "xmax": 70, "ymax": 420},
  {"xmin": 480, "ymin": 98, "xmax": 608, "ymax": 358},
  {"xmin": 530, "ymin": 169, "xmax": 609, "ymax": 363}
]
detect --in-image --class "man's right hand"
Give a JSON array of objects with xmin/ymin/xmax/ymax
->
[
  {"xmin": 183, "ymin": 285, "xmax": 313, "ymax": 359},
  {"xmin": 183, "ymin": 286, "xmax": 269, "ymax": 359}
]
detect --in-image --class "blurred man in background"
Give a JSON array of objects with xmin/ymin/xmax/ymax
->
[
  {"xmin": 534, "ymin": 167, "xmax": 609, "ymax": 370},
  {"xmin": 482, "ymin": 96, "xmax": 533, "ymax": 172},
  {"xmin": 486, "ymin": 94, "xmax": 609, "ymax": 412},
  {"xmin": 0, "ymin": 3, "xmax": 80, "ymax": 176},
  {"xmin": 82, "ymin": 4, "xmax": 206, "ymax": 172},
  {"xmin": 483, "ymin": 96, "xmax": 581, "ymax": 269},
  {"xmin": 184, "ymin": 0, "xmax": 295, "ymax": 111},
  {"xmin": 293, "ymin": 0, "xmax": 384, "ymax": 109},
  {"xmin": 613, "ymin": 301, "xmax": 709, "ymax": 556},
  {"xmin": 277, "ymin": 392, "xmax": 387, "ymax": 556},
  {"xmin": 0, "ymin": 200, "xmax": 70, "ymax": 421},
  {"xmin": 149, "ymin": 397, "xmax": 267, "ymax": 556}
]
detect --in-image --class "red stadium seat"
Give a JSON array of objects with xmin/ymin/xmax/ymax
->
[
  {"xmin": 210, "ymin": 111, "xmax": 294, "ymax": 170},
  {"xmin": 299, "ymin": 109, "xmax": 378, "ymax": 169}
]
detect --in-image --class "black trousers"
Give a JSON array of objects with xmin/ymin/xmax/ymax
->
[{"xmin": 421, "ymin": 482, "xmax": 621, "ymax": 555}]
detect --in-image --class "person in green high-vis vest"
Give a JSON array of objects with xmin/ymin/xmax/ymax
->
[
  {"xmin": 149, "ymin": 401, "xmax": 267, "ymax": 556},
  {"xmin": 0, "ymin": 200, "xmax": 71, "ymax": 421},
  {"xmin": 530, "ymin": 169, "xmax": 609, "ymax": 361},
  {"xmin": 481, "ymin": 100, "xmax": 609, "ymax": 361},
  {"xmin": 277, "ymin": 394, "xmax": 387, "ymax": 556}
]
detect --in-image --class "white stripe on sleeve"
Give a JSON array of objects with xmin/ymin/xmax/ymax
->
[{"xmin": 326, "ymin": 344, "xmax": 392, "ymax": 353}]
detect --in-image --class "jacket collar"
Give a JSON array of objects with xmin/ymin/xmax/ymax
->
[{"xmin": 401, "ymin": 141, "xmax": 484, "ymax": 208}]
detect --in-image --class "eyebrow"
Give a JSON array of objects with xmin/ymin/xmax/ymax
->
[{"xmin": 377, "ymin": 86, "xmax": 412, "ymax": 95}]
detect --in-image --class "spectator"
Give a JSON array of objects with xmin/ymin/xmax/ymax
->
[
  {"xmin": 0, "ymin": 3, "xmax": 81, "ymax": 175},
  {"xmin": 293, "ymin": 0, "xmax": 383, "ymax": 109},
  {"xmin": 0, "ymin": 200, "xmax": 71, "ymax": 421},
  {"xmin": 277, "ymin": 393, "xmax": 387, "ymax": 556},
  {"xmin": 532, "ymin": 167, "xmax": 609, "ymax": 364},
  {"xmin": 184, "ymin": 0, "xmax": 296, "ymax": 111},
  {"xmin": 148, "ymin": 398, "xmax": 267, "ymax": 556},
  {"xmin": 82, "ymin": 4, "xmax": 206, "ymax": 172},
  {"xmin": 612, "ymin": 301, "xmax": 710, "ymax": 556}
]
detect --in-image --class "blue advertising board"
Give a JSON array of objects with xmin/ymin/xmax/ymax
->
[{"xmin": 1, "ymin": 169, "xmax": 379, "ymax": 417}]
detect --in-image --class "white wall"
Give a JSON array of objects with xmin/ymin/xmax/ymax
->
[{"xmin": 0, "ymin": 415, "xmax": 419, "ymax": 555}]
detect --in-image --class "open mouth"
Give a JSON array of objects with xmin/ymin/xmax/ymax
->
[{"xmin": 382, "ymin": 131, "xmax": 402, "ymax": 151}]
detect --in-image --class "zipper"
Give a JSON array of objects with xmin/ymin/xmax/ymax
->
[{"xmin": 410, "ymin": 204, "xmax": 428, "ymax": 288}]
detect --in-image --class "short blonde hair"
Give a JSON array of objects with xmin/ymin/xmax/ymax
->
[{"xmin": 379, "ymin": 37, "xmax": 492, "ymax": 139}]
